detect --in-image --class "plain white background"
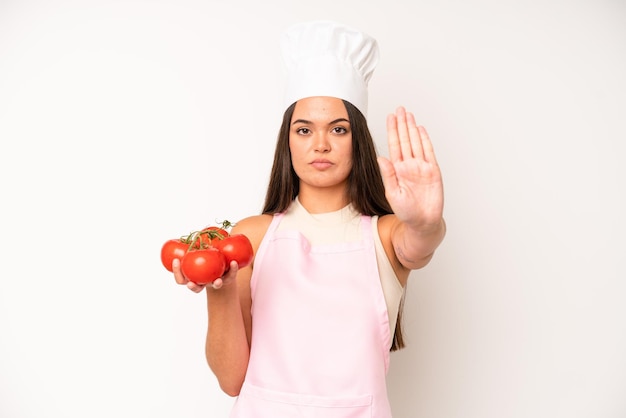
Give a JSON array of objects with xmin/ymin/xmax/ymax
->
[{"xmin": 1, "ymin": 0, "xmax": 624, "ymax": 417}]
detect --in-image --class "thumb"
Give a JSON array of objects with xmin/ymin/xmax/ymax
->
[{"xmin": 377, "ymin": 156, "xmax": 398, "ymax": 193}]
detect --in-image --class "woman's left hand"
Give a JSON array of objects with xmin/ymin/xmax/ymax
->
[{"xmin": 377, "ymin": 106, "xmax": 444, "ymax": 231}]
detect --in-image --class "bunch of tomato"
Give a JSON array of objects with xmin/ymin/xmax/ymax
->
[{"xmin": 160, "ymin": 220, "xmax": 253, "ymax": 285}]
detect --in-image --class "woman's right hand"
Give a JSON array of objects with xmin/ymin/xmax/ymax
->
[{"xmin": 172, "ymin": 258, "xmax": 239, "ymax": 293}]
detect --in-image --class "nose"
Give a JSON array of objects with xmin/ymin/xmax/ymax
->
[{"xmin": 313, "ymin": 133, "xmax": 331, "ymax": 153}]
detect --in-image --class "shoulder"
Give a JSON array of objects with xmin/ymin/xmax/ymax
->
[
  {"xmin": 376, "ymin": 213, "xmax": 400, "ymax": 237},
  {"xmin": 232, "ymin": 214, "xmax": 274, "ymax": 233}
]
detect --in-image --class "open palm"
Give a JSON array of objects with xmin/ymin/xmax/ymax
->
[{"xmin": 377, "ymin": 107, "xmax": 444, "ymax": 229}]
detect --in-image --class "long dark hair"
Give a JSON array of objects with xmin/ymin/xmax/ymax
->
[{"xmin": 262, "ymin": 99, "xmax": 406, "ymax": 351}]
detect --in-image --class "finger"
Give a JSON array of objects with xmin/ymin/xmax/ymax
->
[
  {"xmin": 386, "ymin": 113, "xmax": 401, "ymax": 162},
  {"xmin": 172, "ymin": 258, "xmax": 188, "ymax": 285},
  {"xmin": 418, "ymin": 126, "xmax": 437, "ymax": 164},
  {"xmin": 395, "ymin": 107, "xmax": 413, "ymax": 160},
  {"xmin": 210, "ymin": 261, "xmax": 239, "ymax": 290},
  {"xmin": 223, "ymin": 261, "xmax": 239, "ymax": 281},
  {"xmin": 187, "ymin": 281, "xmax": 206, "ymax": 293},
  {"xmin": 407, "ymin": 112, "xmax": 425, "ymax": 160}
]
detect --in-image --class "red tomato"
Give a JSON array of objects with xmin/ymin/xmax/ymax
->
[
  {"xmin": 192, "ymin": 226, "xmax": 230, "ymax": 249},
  {"xmin": 204, "ymin": 226, "xmax": 230, "ymax": 239},
  {"xmin": 160, "ymin": 239, "xmax": 189, "ymax": 272},
  {"xmin": 213, "ymin": 234, "xmax": 254, "ymax": 270},
  {"xmin": 181, "ymin": 248, "xmax": 226, "ymax": 285}
]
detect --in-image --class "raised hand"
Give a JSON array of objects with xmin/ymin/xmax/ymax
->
[{"xmin": 377, "ymin": 106, "xmax": 444, "ymax": 231}]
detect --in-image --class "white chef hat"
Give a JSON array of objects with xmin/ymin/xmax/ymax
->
[{"xmin": 280, "ymin": 20, "xmax": 379, "ymax": 117}]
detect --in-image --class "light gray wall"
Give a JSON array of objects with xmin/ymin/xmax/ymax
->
[{"xmin": 1, "ymin": 1, "xmax": 624, "ymax": 417}]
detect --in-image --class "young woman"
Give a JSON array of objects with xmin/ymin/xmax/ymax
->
[{"xmin": 172, "ymin": 21, "xmax": 446, "ymax": 417}]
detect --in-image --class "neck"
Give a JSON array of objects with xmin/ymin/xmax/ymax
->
[{"xmin": 298, "ymin": 184, "xmax": 349, "ymax": 214}]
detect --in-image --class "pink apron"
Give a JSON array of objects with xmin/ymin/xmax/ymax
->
[{"xmin": 229, "ymin": 212, "xmax": 393, "ymax": 417}]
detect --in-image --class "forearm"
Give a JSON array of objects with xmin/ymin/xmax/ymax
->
[
  {"xmin": 393, "ymin": 217, "xmax": 446, "ymax": 270},
  {"xmin": 205, "ymin": 284, "xmax": 250, "ymax": 396}
]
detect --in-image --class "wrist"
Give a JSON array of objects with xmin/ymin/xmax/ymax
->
[{"xmin": 405, "ymin": 217, "xmax": 445, "ymax": 237}]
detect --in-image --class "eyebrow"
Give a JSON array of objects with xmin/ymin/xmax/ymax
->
[{"xmin": 291, "ymin": 118, "xmax": 350, "ymax": 126}]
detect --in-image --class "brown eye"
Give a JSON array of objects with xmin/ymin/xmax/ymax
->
[{"xmin": 296, "ymin": 127, "xmax": 311, "ymax": 135}]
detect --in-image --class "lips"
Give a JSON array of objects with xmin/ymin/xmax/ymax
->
[{"xmin": 310, "ymin": 159, "xmax": 333, "ymax": 169}]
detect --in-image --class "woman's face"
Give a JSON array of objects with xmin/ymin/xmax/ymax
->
[{"xmin": 289, "ymin": 96, "xmax": 353, "ymax": 193}]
